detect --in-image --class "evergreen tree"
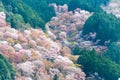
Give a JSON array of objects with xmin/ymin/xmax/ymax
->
[
  {"xmin": 83, "ymin": 11, "xmax": 120, "ymax": 45},
  {"xmin": 68, "ymin": 0, "xmax": 110, "ymax": 12},
  {"xmin": 104, "ymin": 42, "xmax": 120, "ymax": 64},
  {"xmin": 77, "ymin": 50, "xmax": 120, "ymax": 80},
  {"xmin": 0, "ymin": 54, "xmax": 16, "ymax": 80}
]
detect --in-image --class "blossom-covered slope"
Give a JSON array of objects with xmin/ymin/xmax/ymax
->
[
  {"xmin": 0, "ymin": 3, "xmax": 110, "ymax": 80},
  {"xmin": 102, "ymin": 0, "xmax": 120, "ymax": 18},
  {"xmin": 0, "ymin": 11, "xmax": 85, "ymax": 80},
  {"xmin": 48, "ymin": 4, "xmax": 107, "ymax": 53}
]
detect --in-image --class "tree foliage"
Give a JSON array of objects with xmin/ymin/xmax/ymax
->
[
  {"xmin": 83, "ymin": 11, "xmax": 120, "ymax": 45},
  {"xmin": 2, "ymin": 0, "xmax": 55, "ymax": 30},
  {"xmin": 0, "ymin": 54, "xmax": 16, "ymax": 80},
  {"xmin": 68, "ymin": 0, "xmax": 109, "ymax": 12},
  {"xmin": 1, "ymin": 0, "xmax": 110, "ymax": 30},
  {"xmin": 77, "ymin": 50, "xmax": 120, "ymax": 80},
  {"xmin": 22, "ymin": 0, "xmax": 55, "ymax": 22},
  {"xmin": 104, "ymin": 43, "xmax": 120, "ymax": 64}
]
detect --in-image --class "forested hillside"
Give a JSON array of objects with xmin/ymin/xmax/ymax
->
[
  {"xmin": 1, "ymin": 0, "xmax": 110, "ymax": 30},
  {"xmin": 1, "ymin": 0, "xmax": 55, "ymax": 30},
  {"xmin": 83, "ymin": 11, "xmax": 120, "ymax": 45},
  {"xmin": 77, "ymin": 50, "xmax": 120, "ymax": 80},
  {"xmin": 1, "ymin": 0, "xmax": 120, "ymax": 80}
]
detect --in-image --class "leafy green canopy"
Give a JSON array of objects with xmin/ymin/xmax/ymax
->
[
  {"xmin": 2, "ymin": 0, "xmax": 55, "ymax": 30},
  {"xmin": 104, "ymin": 42, "xmax": 120, "ymax": 64},
  {"xmin": 83, "ymin": 11, "xmax": 120, "ymax": 45},
  {"xmin": 0, "ymin": 54, "xmax": 16, "ymax": 80},
  {"xmin": 77, "ymin": 50, "xmax": 120, "ymax": 80},
  {"xmin": 68, "ymin": 0, "xmax": 109, "ymax": 12},
  {"xmin": 22, "ymin": 0, "xmax": 55, "ymax": 22}
]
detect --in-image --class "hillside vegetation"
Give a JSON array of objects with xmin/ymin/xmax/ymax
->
[
  {"xmin": 1, "ymin": 0, "xmax": 55, "ymax": 30},
  {"xmin": 0, "ymin": 54, "xmax": 16, "ymax": 80},
  {"xmin": 1, "ymin": 0, "xmax": 110, "ymax": 30},
  {"xmin": 77, "ymin": 50, "xmax": 120, "ymax": 80},
  {"xmin": 1, "ymin": 0, "xmax": 120, "ymax": 80},
  {"xmin": 83, "ymin": 11, "xmax": 120, "ymax": 45}
]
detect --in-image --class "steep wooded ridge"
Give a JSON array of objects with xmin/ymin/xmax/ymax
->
[{"xmin": 1, "ymin": 0, "xmax": 120, "ymax": 80}]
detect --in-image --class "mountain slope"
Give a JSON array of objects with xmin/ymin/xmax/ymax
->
[{"xmin": 1, "ymin": 0, "xmax": 55, "ymax": 30}]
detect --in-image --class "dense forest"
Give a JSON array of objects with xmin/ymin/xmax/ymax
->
[
  {"xmin": 73, "ymin": 44, "xmax": 120, "ymax": 80},
  {"xmin": 83, "ymin": 11, "xmax": 120, "ymax": 45},
  {"xmin": 68, "ymin": 0, "xmax": 110, "ymax": 12},
  {"xmin": 77, "ymin": 50, "xmax": 120, "ymax": 80}
]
